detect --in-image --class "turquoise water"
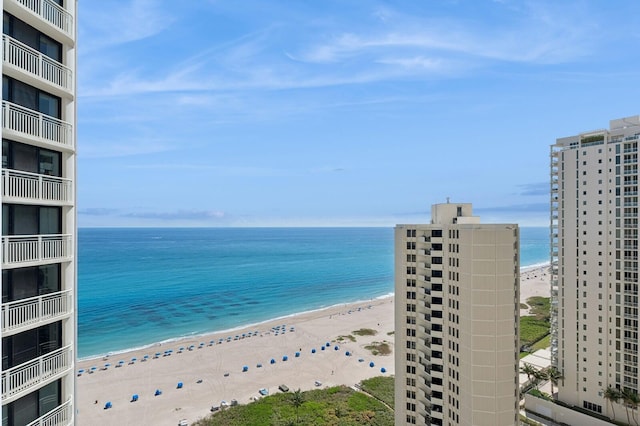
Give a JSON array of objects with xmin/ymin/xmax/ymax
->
[{"xmin": 78, "ymin": 227, "xmax": 548, "ymax": 358}]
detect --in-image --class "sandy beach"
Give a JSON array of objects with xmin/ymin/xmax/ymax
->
[
  {"xmin": 76, "ymin": 264, "xmax": 551, "ymax": 425},
  {"xmin": 77, "ymin": 297, "xmax": 396, "ymax": 425}
]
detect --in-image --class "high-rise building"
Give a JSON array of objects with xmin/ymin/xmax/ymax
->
[
  {"xmin": 1, "ymin": 0, "xmax": 76, "ymax": 424},
  {"xmin": 395, "ymin": 203, "xmax": 520, "ymax": 426},
  {"xmin": 550, "ymin": 116, "xmax": 640, "ymax": 419}
]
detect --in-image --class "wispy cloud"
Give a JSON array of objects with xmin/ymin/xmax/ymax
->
[
  {"xmin": 518, "ymin": 182, "xmax": 549, "ymax": 196},
  {"xmin": 122, "ymin": 210, "xmax": 226, "ymax": 221},
  {"xmin": 78, "ymin": 208, "xmax": 119, "ymax": 216},
  {"xmin": 80, "ymin": 0, "xmax": 175, "ymax": 49}
]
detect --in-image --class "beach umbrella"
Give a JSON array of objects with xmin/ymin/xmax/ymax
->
[
  {"xmin": 90, "ymin": 366, "xmax": 97, "ymax": 373},
  {"xmin": 154, "ymin": 389, "xmax": 162, "ymax": 396},
  {"xmin": 143, "ymin": 355, "xmax": 149, "ymax": 361},
  {"xmin": 380, "ymin": 367, "xmax": 387, "ymax": 373},
  {"xmin": 345, "ymin": 351, "xmax": 350, "ymax": 356},
  {"xmin": 270, "ymin": 358, "xmax": 276, "ymax": 364},
  {"xmin": 311, "ymin": 348, "xmax": 316, "ymax": 354},
  {"xmin": 131, "ymin": 394, "xmax": 139, "ymax": 402},
  {"xmin": 104, "ymin": 401, "xmax": 112, "ymax": 409},
  {"xmin": 177, "ymin": 382, "xmax": 183, "ymax": 389},
  {"xmin": 242, "ymin": 366, "xmax": 248, "ymax": 372},
  {"xmin": 118, "ymin": 360, "xmax": 124, "ymax": 367},
  {"xmin": 256, "ymin": 363, "xmax": 262, "ymax": 368},
  {"xmin": 104, "ymin": 363, "xmax": 111, "ymax": 369},
  {"xmin": 295, "ymin": 352, "xmax": 300, "ymax": 357},
  {"xmin": 334, "ymin": 346, "xmax": 339, "ymax": 351},
  {"xmin": 369, "ymin": 362, "xmax": 375, "ymax": 368},
  {"xmin": 77, "ymin": 369, "xmax": 85, "ymax": 376},
  {"xmin": 154, "ymin": 352, "xmax": 161, "ymax": 358},
  {"xmin": 131, "ymin": 357, "xmax": 137, "ymax": 363},
  {"xmin": 326, "ymin": 342, "xmax": 330, "ymax": 347},
  {"xmin": 282, "ymin": 355, "xmax": 288, "ymax": 361},
  {"xmin": 321, "ymin": 346, "xmax": 325, "ymax": 351}
]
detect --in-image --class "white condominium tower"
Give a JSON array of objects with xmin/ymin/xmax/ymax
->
[
  {"xmin": 550, "ymin": 116, "xmax": 640, "ymax": 420},
  {"xmin": 395, "ymin": 203, "xmax": 519, "ymax": 426},
  {"xmin": 1, "ymin": 0, "xmax": 76, "ymax": 425}
]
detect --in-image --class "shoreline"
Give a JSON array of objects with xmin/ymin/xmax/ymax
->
[
  {"xmin": 76, "ymin": 264, "xmax": 551, "ymax": 425},
  {"xmin": 78, "ymin": 292, "xmax": 395, "ymax": 361},
  {"xmin": 77, "ymin": 296, "xmax": 397, "ymax": 425},
  {"xmin": 78, "ymin": 264, "xmax": 551, "ymax": 360}
]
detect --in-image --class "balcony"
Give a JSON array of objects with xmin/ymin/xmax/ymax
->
[
  {"xmin": 26, "ymin": 398, "xmax": 72, "ymax": 426},
  {"xmin": 2, "ymin": 101, "xmax": 73, "ymax": 150},
  {"xmin": 3, "ymin": 35, "xmax": 72, "ymax": 92},
  {"xmin": 1, "ymin": 234, "xmax": 72, "ymax": 268},
  {"xmin": 2, "ymin": 290, "xmax": 72, "ymax": 335},
  {"xmin": 2, "ymin": 345, "xmax": 72, "ymax": 402},
  {"xmin": 2, "ymin": 169, "xmax": 72, "ymax": 205},
  {"xmin": 12, "ymin": 0, "xmax": 73, "ymax": 37}
]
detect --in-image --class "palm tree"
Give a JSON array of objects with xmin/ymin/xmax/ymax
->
[
  {"xmin": 622, "ymin": 388, "xmax": 634, "ymax": 426},
  {"xmin": 603, "ymin": 386, "xmax": 621, "ymax": 421},
  {"xmin": 546, "ymin": 367, "xmax": 564, "ymax": 399},
  {"xmin": 520, "ymin": 363, "xmax": 538, "ymax": 388},
  {"xmin": 625, "ymin": 390, "xmax": 640, "ymax": 426},
  {"xmin": 533, "ymin": 368, "xmax": 548, "ymax": 391},
  {"xmin": 291, "ymin": 389, "xmax": 304, "ymax": 424}
]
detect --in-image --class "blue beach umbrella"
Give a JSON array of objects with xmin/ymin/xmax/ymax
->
[
  {"xmin": 369, "ymin": 362, "xmax": 375, "ymax": 368},
  {"xmin": 242, "ymin": 366, "xmax": 248, "ymax": 372},
  {"xmin": 270, "ymin": 358, "xmax": 276, "ymax": 364},
  {"xmin": 321, "ymin": 346, "xmax": 325, "ymax": 351},
  {"xmin": 295, "ymin": 352, "xmax": 300, "ymax": 357},
  {"xmin": 334, "ymin": 346, "xmax": 339, "ymax": 351},
  {"xmin": 155, "ymin": 389, "xmax": 162, "ymax": 396},
  {"xmin": 311, "ymin": 348, "xmax": 316, "ymax": 354},
  {"xmin": 282, "ymin": 355, "xmax": 288, "ymax": 361},
  {"xmin": 326, "ymin": 342, "xmax": 330, "ymax": 347},
  {"xmin": 177, "ymin": 382, "xmax": 183, "ymax": 389},
  {"xmin": 345, "ymin": 351, "xmax": 350, "ymax": 356},
  {"xmin": 381, "ymin": 367, "xmax": 387, "ymax": 373}
]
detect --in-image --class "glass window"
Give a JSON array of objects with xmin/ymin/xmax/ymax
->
[
  {"xmin": 39, "ymin": 149, "xmax": 60, "ymax": 176},
  {"xmin": 10, "ymin": 267, "xmax": 39, "ymax": 301},
  {"xmin": 13, "ymin": 205, "xmax": 38, "ymax": 235},
  {"xmin": 12, "ymin": 79, "xmax": 37, "ymax": 111},
  {"xmin": 38, "ymin": 380, "xmax": 60, "ymax": 416},
  {"xmin": 39, "ymin": 207, "xmax": 60, "ymax": 234},
  {"xmin": 12, "ymin": 142, "xmax": 38, "ymax": 173},
  {"xmin": 38, "ymin": 92, "xmax": 59, "ymax": 118},
  {"xmin": 2, "ymin": 76, "xmax": 9, "ymax": 101},
  {"xmin": 39, "ymin": 35, "xmax": 62, "ymax": 62},
  {"xmin": 39, "ymin": 264, "xmax": 60, "ymax": 294},
  {"xmin": 11, "ymin": 390, "xmax": 37, "ymax": 426}
]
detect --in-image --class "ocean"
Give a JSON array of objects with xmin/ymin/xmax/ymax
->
[{"xmin": 78, "ymin": 226, "xmax": 549, "ymax": 359}]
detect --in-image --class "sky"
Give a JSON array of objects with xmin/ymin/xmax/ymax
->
[{"xmin": 78, "ymin": 0, "xmax": 640, "ymax": 227}]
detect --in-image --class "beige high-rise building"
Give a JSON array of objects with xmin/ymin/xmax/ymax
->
[
  {"xmin": 550, "ymin": 116, "xmax": 640, "ymax": 420},
  {"xmin": 1, "ymin": 0, "xmax": 77, "ymax": 425},
  {"xmin": 395, "ymin": 203, "xmax": 519, "ymax": 426}
]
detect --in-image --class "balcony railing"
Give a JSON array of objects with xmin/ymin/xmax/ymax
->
[
  {"xmin": 3, "ymin": 35, "xmax": 72, "ymax": 91},
  {"xmin": 2, "ymin": 290, "xmax": 72, "ymax": 334},
  {"xmin": 1, "ymin": 234, "xmax": 72, "ymax": 266},
  {"xmin": 2, "ymin": 169, "xmax": 72, "ymax": 204},
  {"xmin": 14, "ymin": 0, "xmax": 73, "ymax": 36},
  {"xmin": 2, "ymin": 101, "xmax": 73, "ymax": 149},
  {"xmin": 2, "ymin": 345, "xmax": 72, "ymax": 400}
]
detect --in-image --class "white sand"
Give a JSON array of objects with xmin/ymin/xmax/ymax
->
[
  {"xmin": 77, "ymin": 265, "xmax": 551, "ymax": 425},
  {"xmin": 76, "ymin": 297, "xmax": 395, "ymax": 425}
]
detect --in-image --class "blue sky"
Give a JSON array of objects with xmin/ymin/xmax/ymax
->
[{"xmin": 78, "ymin": 0, "xmax": 640, "ymax": 227}]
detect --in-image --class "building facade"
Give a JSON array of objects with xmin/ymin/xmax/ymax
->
[
  {"xmin": 1, "ymin": 0, "xmax": 76, "ymax": 424},
  {"xmin": 550, "ymin": 116, "xmax": 640, "ymax": 419},
  {"xmin": 395, "ymin": 203, "xmax": 520, "ymax": 426}
]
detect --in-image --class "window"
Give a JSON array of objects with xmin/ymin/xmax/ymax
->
[
  {"xmin": 3, "ymin": 139, "xmax": 61, "ymax": 176},
  {"xmin": 3, "ymin": 12, "xmax": 62, "ymax": 62},
  {"xmin": 3, "ymin": 76, "xmax": 61, "ymax": 118}
]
